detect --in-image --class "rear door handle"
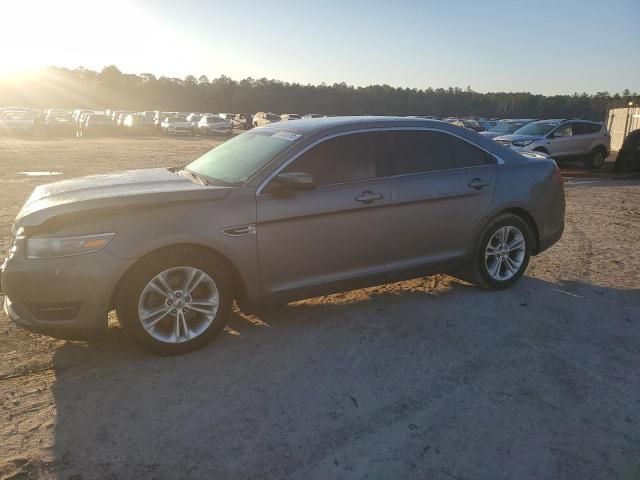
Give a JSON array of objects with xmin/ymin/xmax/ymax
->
[
  {"xmin": 468, "ymin": 178, "xmax": 490, "ymax": 190},
  {"xmin": 355, "ymin": 191, "xmax": 384, "ymax": 204}
]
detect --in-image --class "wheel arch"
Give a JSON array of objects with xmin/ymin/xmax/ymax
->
[
  {"xmin": 499, "ymin": 207, "xmax": 540, "ymax": 254},
  {"xmin": 591, "ymin": 144, "xmax": 608, "ymax": 154},
  {"xmin": 110, "ymin": 243, "xmax": 250, "ymax": 312}
]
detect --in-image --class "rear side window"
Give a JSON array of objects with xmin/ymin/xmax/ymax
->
[
  {"xmin": 448, "ymin": 135, "xmax": 495, "ymax": 168},
  {"xmin": 283, "ymin": 132, "xmax": 381, "ymax": 186},
  {"xmin": 573, "ymin": 122, "xmax": 601, "ymax": 135},
  {"xmin": 383, "ymin": 130, "xmax": 455, "ymax": 175}
]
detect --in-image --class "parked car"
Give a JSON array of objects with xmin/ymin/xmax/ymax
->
[
  {"xmin": 123, "ymin": 114, "xmax": 155, "ymax": 135},
  {"xmin": 253, "ymin": 112, "xmax": 280, "ymax": 127},
  {"xmin": 186, "ymin": 113, "xmax": 203, "ymax": 131},
  {"xmin": 494, "ymin": 119, "xmax": 610, "ymax": 168},
  {"xmin": 0, "ymin": 117, "xmax": 565, "ymax": 354},
  {"xmin": 281, "ymin": 113, "xmax": 301, "ymax": 121},
  {"xmin": 480, "ymin": 119, "xmax": 537, "ymax": 140},
  {"xmin": 161, "ymin": 116, "xmax": 193, "ymax": 135},
  {"xmin": 231, "ymin": 114, "xmax": 252, "ymax": 130},
  {"xmin": 82, "ymin": 114, "xmax": 117, "ymax": 137},
  {"xmin": 44, "ymin": 110, "xmax": 74, "ymax": 135},
  {"xmin": 460, "ymin": 119, "xmax": 484, "ymax": 132},
  {"xmin": 198, "ymin": 115, "xmax": 232, "ymax": 135},
  {"xmin": 116, "ymin": 112, "xmax": 134, "ymax": 129},
  {"xmin": 217, "ymin": 113, "xmax": 233, "ymax": 122},
  {"xmin": 302, "ymin": 114, "xmax": 324, "ymax": 119},
  {"xmin": 0, "ymin": 110, "xmax": 36, "ymax": 136}
]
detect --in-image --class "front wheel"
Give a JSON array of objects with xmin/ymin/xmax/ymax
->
[
  {"xmin": 115, "ymin": 249, "xmax": 233, "ymax": 355},
  {"xmin": 588, "ymin": 148, "xmax": 606, "ymax": 169},
  {"xmin": 467, "ymin": 213, "xmax": 532, "ymax": 290}
]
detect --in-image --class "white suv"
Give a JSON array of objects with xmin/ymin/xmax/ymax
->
[{"xmin": 494, "ymin": 119, "xmax": 611, "ymax": 168}]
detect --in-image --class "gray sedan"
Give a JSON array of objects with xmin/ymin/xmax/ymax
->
[{"xmin": 1, "ymin": 117, "xmax": 565, "ymax": 354}]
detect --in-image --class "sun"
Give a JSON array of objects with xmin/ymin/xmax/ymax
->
[{"xmin": 0, "ymin": 0, "xmax": 154, "ymax": 78}]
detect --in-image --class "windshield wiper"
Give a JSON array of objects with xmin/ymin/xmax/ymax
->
[{"xmin": 178, "ymin": 168, "xmax": 209, "ymax": 186}]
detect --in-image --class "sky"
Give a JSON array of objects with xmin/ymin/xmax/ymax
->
[{"xmin": 1, "ymin": 0, "xmax": 638, "ymax": 95}]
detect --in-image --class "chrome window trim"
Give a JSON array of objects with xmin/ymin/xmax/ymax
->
[{"xmin": 256, "ymin": 126, "xmax": 504, "ymax": 196}]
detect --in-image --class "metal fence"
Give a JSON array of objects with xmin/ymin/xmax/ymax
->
[{"xmin": 607, "ymin": 105, "xmax": 640, "ymax": 151}]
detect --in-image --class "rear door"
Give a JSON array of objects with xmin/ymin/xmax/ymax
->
[
  {"xmin": 571, "ymin": 122, "xmax": 596, "ymax": 155},
  {"xmin": 256, "ymin": 131, "xmax": 391, "ymax": 303},
  {"xmin": 385, "ymin": 130, "xmax": 498, "ymax": 273}
]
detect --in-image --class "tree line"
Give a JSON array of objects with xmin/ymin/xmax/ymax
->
[{"xmin": 1, "ymin": 65, "xmax": 638, "ymax": 121}]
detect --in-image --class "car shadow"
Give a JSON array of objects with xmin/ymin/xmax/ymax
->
[{"xmin": 47, "ymin": 275, "xmax": 640, "ymax": 479}]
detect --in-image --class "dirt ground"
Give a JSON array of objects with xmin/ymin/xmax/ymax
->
[{"xmin": 0, "ymin": 136, "xmax": 638, "ymax": 480}]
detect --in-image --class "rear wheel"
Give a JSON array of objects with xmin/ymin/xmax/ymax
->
[
  {"xmin": 467, "ymin": 213, "xmax": 532, "ymax": 290},
  {"xmin": 115, "ymin": 249, "xmax": 233, "ymax": 355}
]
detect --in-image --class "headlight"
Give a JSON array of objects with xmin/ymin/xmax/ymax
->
[
  {"xmin": 26, "ymin": 233, "xmax": 115, "ymax": 259},
  {"xmin": 512, "ymin": 139, "xmax": 535, "ymax": 147}
]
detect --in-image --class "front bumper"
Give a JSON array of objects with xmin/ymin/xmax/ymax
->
[{"xmin": 1, "ymin": 248, "xmax": 134, "ymax": 340}]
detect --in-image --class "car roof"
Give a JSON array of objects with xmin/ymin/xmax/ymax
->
[
  {"xmin": 257, "ymin": 116, "xmax": 530, "ymax": 164},
  {"xmin": 256, "ymin": 116, "xmax": 459, "ymax": 134}
]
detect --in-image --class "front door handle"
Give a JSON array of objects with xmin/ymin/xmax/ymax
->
[
  {"xmin": 355, "ymin": 191, "xmax": 384, "ymax": 204},
  {"xmin": 468, "ymin": 178, "xmax": 490, "ymax": 190}
]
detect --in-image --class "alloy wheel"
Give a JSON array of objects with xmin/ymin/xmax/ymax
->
[
  {"xmin": 484, "ymin": 226, "xmax": 526, "ymax": 281},
  {"xmin": 137, "ymin": 266, "xmax": 219, "ymax": 343}
]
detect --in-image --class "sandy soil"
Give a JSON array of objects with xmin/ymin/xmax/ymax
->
[{"xmin": 0, "ymin": 136, "xmax": 638, "ymax": 480}]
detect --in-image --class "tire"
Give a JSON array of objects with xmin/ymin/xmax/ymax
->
[
  {"xmin": 588, "ymin": 148, "xmax": 606, "ymax": 169},
  {"xmin": 467, "ymin": 213, "xmax": 532, "ymax": 290},
  {"xmin": 115, "ymin": 248, "xmax": 234, "ymax": 355}
]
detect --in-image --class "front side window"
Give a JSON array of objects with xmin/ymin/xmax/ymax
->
[
  {"xmin": 282, "ymin": 132, "xmax": 381, "ymax": 187},
  {"xmin": 553, "ymin": 123, "xmax": 573, "ymax": 137}
]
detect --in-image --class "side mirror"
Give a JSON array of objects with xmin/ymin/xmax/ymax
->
[
  {"xmin": 269, "ymin": 172, "xmax": 315, "ymax": 194},
  {"xmin": 550, "ymin": 131, "xmax": 563, "ymax": 138}
]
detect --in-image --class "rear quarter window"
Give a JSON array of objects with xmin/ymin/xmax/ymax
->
[{"xmin": 448, "ymin": 135, "xmax": 495, "ymax": 168}]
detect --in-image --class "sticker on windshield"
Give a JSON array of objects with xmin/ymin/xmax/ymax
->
[{"xmin": 271, "ymin": 131, "xmax": 302, "ymax": 141}]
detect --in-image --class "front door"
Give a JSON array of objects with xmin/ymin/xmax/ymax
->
[
  {"xmin": 256, "ymin": 131, "xmax": 391, "ymax": 304},
  {"xmin": 547, "ymin": 122, "xmax": 575, "ymax": 157}
]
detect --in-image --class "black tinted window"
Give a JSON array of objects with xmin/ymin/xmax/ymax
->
[
  {"xmin": 573, "ymin": 122, "xmax": 601, "ymax": 135},
  {"xmin": 448, "ymin": 135, "xmax": 494, "ymax": 167},
  {"xmin": 284, "ymin": 132, "xmax": 380, "ymax": 186},
  {"xmin": 383, "ymin": 130, "xmax": 455, "ymax": 175}
]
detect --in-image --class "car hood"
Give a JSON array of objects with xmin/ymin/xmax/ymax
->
[
  {"xmin": 169, "ymin": 121, "xmax": 191, "ymax": 127},
  {"xmin": 15, "ymin": 168, "xmax": 233, "ymax": 230},
  {"xmin": 493, "ymin": 134, "xmax": 543, "ymax": 142}
]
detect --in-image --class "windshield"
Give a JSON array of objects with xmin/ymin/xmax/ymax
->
[
  {"xmin": 490, "ymin": 121, "xmax": 529, "ymax": 133},
  {"xmin": 514, "ymin": 122, "xmax": 558, "ymax": 136},
  {"xmin": 186, "ymin": 130, "xmax": 299, "ymax": 185}
]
